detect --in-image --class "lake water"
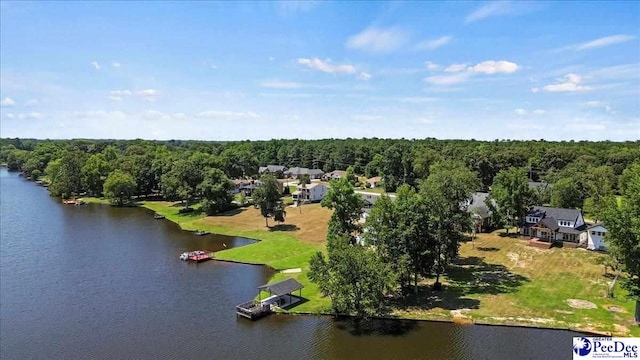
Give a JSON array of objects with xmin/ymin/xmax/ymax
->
[{"xmin": 0, "ymin": 167, "xmax": 582, "ymax": 359}]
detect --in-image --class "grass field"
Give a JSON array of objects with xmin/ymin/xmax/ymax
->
[
  {"xmin": 95, "ymin": 198, "xmax": 638, "ymax": 334},
  {"xmin": 392, "ymin": 232, "xmax": 639, "ymax": 336}
]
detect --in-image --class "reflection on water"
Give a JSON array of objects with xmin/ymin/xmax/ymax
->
[{"xmin": 0, "ymin": 168, "xmax": 582, "ymax": 360}]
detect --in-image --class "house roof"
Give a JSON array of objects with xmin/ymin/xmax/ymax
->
[
  {"xmin": 540, "ymin": 217, "xmax": 560, "ymax": 231},
  {"xmin": 299, "ymin": 182, "xmax": 325, "ymax": 189},
  {"xmin": 259, "ymin": 165, "xmax": 287, "ymax": 173},
  {"xmin": 367, "ymin": 176, "xmax": 382, "ymax": 182},
  {"xmin": 286, "ymin": 167, "xmax": 323, "ymax": 175},
  {"xmin": 528, "ymin": 206, "xmax": 581, "ymax": 222},
  {"xmin": 257, "ymin": 278, "xmax": 303, "ymax": 296},
  {"xmin": 467, "ymin": 192, "xmax": 494, "ymax": 219},
  {"xmin": 586, "ymin": 223, "xmax": 607, "ymax": 230}
]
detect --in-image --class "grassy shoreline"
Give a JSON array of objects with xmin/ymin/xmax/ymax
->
[{"xmin": 83, "ymin": 197, "xmax": 638, "ymax": 336}]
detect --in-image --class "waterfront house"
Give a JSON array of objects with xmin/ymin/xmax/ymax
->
[{"xmin": 520, "ymin": 206, "xmax": 586, "ymax": 244}]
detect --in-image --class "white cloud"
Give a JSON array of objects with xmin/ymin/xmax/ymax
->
[
  {"xmin": 112, "ymin": 62, "xmax": 121, "ymax": 68},
  {"xmin": 297, "ymin": 58, "xmax": 356, "ymax": 74},
  {"xmin": 576, "ymin": 34, "xmax": 635, "ymax": 51},
  {"xmin": 444, "ymin": 63, "xmax": 468, "ymax": 72},
  {"xmin": 424, "ymin": 61, "xmax": 440, "ymax": 71},
  {"xmin": 17, "ymin": 112, "xmax": 43, "ymax": 120},
  {"xmin": 260, "ymin": 81, "xmax": 302, "ymax": 89},
  {"xmin": 269, "ymin": 57, "xmax": 275, "ymax": 61},
  {"xmin": 4, "ymin": 113, "xmax": 15, "ymax": 119},
  {"xmin": 542, "ymin": 73, "xmax": 593, "ymax": 92},
  {"xmin": 424, "ymin": 59, "xmax": 519, "ymax": 85},
  {"xmin": 210, "ymin": 63, "xmax": 218, "ymax": 70},
  {"xmin": 108, "ymin": 89, "xmax": 133, "ymax": 101},
  {"xmin": 468, "ymin": 60, "xmax": 519, "ymax": 74},
  {"xmin": 466, "ymin": 1, "xmax": 515, "ymax": 23},
  {"xmin": 533, "ymin": 109, "xmax": 546, "ymax": 115},
  {"xmin": 531, "ymin": 87, "xmax": 540, "ymax": 93},
  {"xmin": 358, "ymin": 72, "xmax": 372, "ymax": 80},
  {"xmin": 424, "ymin": 72, "xmax": 471, "ymax": 85},
  {"xmin": 345, "ymin": 27, "xmax": 408, "ymax": 54},
  {"xmin": 25, "ymin": 99, "xmax": 39, "ymax": 107},
  {"xmin": 91, "ymin": 61, "xmax": 101, "ymax": 70},
  {"xmin": 352, "ymin": 114, "xmax": 382, "ymax": 122},
  {"xmin": 0, "ymin": 97, "xmax": 16, "ymax": 107},
  {"xmin": 195, "ymin": 110, "xmax": 259, "ymax": 120},
  {"xmin": 414, "ymin": 35, "xmax": 453, "ymax": 51},
  {"xmin": 515, "ymin": 108, "xmax": 526, "ymax": 115},
  {"xmin": 135, "ymin": 89, "xmax": 161, "ymax": 102}
]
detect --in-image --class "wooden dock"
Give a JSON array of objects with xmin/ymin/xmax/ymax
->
[{"xmin": 236, "ymin": 300, "xmax": 271, "ymax": 320}]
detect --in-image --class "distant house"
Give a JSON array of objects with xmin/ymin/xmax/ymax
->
[
  {"xmin": 285, "ymin": 167, "xmax": 324, "ymax": 180},
  {"xmin": 366, "ymin": 176, "xmax": 382, "ymax": 188},
  {"xmin": 465, "ymin": 192, "xmax": 495, "ymax": 232},
  {"xmin": 236, "ymin": 179, "xmax": 282, "ymax": 196},
  {"xmin": 520, "ymin": 206, "xmax": 586, "ymax": 243},
  {"xmin": 292, "ymin": 183, "xmax": 328, "ymax": 204},
  {"xmin": 356, "ymin": 190, "xmax": 396, "ymax": 209},
  {"xmin": 258, "ymin": 165, "xmax": 287, "ymax": 178},
  {"xmin": 322, "ymin": 170, "xmax": 346, "ymax": 181},
  {"xmin": 579, "ymin": 223, "xmax": 608, "ymax": 251}
]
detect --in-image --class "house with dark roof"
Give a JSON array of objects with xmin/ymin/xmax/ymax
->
[
  {"xmin": 465, "ymin": 192, "xmax": 496, "ymax": 232},
  {"xmin": 285, "ymin": 167, "xmax": 324, "ymax": 179},
  {"xmin": 258, "ymin": 165, "xmax": 287, "ymax": 178},
  {"xmin": 520, "ymin": 206, "xmax": 586, "ymax": 243}
]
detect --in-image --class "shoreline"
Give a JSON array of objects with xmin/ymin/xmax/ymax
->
[
  {"xmin": 51, "ymin": 193, "xmax": 638, "ymax": 336},
  {"xmin": 133, "ymin": 201, "xmax": 622, "ymax": 336}
]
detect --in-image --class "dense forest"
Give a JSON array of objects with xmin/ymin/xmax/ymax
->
[{"xmin": 2, "ymin": 137, "xmax": 637, "ymax": 200}]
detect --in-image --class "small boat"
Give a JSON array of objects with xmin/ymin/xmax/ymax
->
[
  {"xmin": 153, "ymin": 213, "xmax": 165, "ymax": 219},
  {"xmin": 194, "ymin": 230, "xmax": 210, "ymax": 236},
  {"xmin": 180, "ymin": 250, "xmax": 213, "ymax": 262},
  {"xmin": 62, "ymin": 199, "xmax": 77, "ymax": 205},
  {"xmin": 75, "ymin": 199, "xmax": 88, "ymax": 205}
]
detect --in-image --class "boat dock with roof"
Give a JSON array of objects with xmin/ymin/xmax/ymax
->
[{"xmin": 236, "ymin": 278, "xmax": 304, "ymax": 320}]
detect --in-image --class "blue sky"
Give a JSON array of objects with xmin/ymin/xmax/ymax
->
[{"xmin": 1, "ymin": 1, "xmax": 638, "ymax": 141}]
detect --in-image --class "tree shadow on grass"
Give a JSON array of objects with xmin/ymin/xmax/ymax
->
[
  {"xmin": 269, "ymin": 224, "xmax": 300, "ymax": 232},
  {"xmin": 390, "ymin": 256, "xmax": 529, "ymax": 313},
  {"xmin": 476, "ymin": 246, "xmax": 500, "ymax": 252},
  {"xmin": 334, "ymin": 317, "xmax": 419, "ymax": 337},
  {"xmin": 218, "ymin": 207, "xmax": 248, "ymax": 217}
]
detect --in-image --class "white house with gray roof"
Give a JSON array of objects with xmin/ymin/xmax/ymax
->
[{"xmin": 520, "ymin": 206, "xmax": 586, "ymax": 243}]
